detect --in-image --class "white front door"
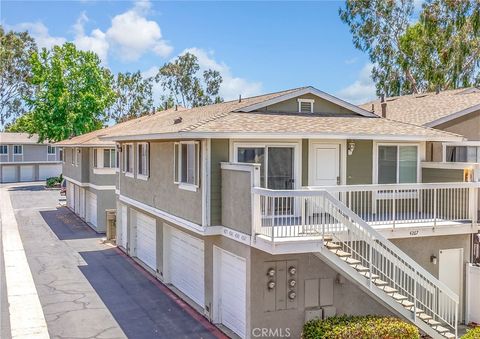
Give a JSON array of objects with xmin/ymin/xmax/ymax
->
[
  {"xmin": 310, "ymin": 143, "xmax": 340, "ymax": 186},
  {"xmin": 135, "ymin": 212, "xmax": 156, "ymax": 270},
  {"xmin": 215, "ymin": 248, "xmax": 247, "ymax": 339},
  {"xmin": 166, "ymin": 227, "xmax": 205, "ymax": 307},
  {"xmin": 439, "ymin": 248, "xmax": 463, "ymax": 319}
]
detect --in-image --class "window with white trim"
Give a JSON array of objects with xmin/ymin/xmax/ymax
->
[
  {"xmin": 445, "ymin": 145, "xmax": 480, "ymax": 163},
  {"xmin": 0, "ymin": 145, "xmax": 7, "ymax": 154},
  {"xmin": 378, "ymin": 145, "xmax": 418, "ymax": 184},
  {"xmin": 59, "ymin": 148, "xmax": 64, "ymax": 162},
  {"xmin": 93, "ymin": 149, "xmax": 98, "ymax": 167},
  {"xmin": 104, "ymin": 149, "xmax": 116, "ymax": 168},
  {"xmin": 174, "ymin": 141, "xmax": 199, "ymax": 187},
  {"xmin": 137, "ymin": 143, "xmax": 149, "ymax": 177},
  {"xmin": 47, "ymin": 145, "xmax": 56, "ymax": 154},
  {"xmin": 123, "ymin": 144, "xmax": 133, "ymax": 174},
  {"xmin": 13, "ymin": 145, "xmax": 22, "ymax": 155},
  {"xmin": 297, "ymin": 99, "xmax": 314, "ymax": 113}
]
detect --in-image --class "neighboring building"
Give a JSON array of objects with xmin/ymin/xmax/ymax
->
[
  {"xmin": 100, "ymin": 86, "xmax": 477, "ymax": 339},
  {"xmin": 0, "ymin": 132, "xmax": 62, "ymax": 183},
  {"xmin": 361, "ymin": 87, "xmax": 480, "ymax": 164}
]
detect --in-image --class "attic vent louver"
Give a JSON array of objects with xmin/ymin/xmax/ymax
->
[
  {"xmin": 174, "ymin": 117, "xmax": 182, "ymax": 124},
  {"xmin": 298, "ymin": 99, "xmax": 314, "ymax": 113}
]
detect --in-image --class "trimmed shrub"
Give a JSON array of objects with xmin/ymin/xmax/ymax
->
[
  {"xmin": 303, "ymin": 315, "xmax": 420, "ymax": 339},
  {"xmin": 46, "ymin": 176, "xmax": 61, "ymax": 188},
  {"xmin": 462, "ymin": 327, "xmax": 480, "ymax": 339}
]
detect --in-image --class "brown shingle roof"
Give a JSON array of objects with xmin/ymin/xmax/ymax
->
[
  {"xmin": 360, "ymin": 87, "xmax": 480, "ymax": 126},
  {"xmin": 100, "ymin": 87, "xmax": 462, "ymax": 141}
]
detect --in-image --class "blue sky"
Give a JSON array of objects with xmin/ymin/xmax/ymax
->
[{"xmin": 2, "ymin": 0, "xmax": 378, "ymax": 106}]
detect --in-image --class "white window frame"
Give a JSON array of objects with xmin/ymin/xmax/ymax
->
[
  {"xmin": 71, "ymin": 148, "xmax": 75, "ymax": 165},
  {"xmin": 92, "ymin": 148, "xmax": 116, "ymax": 174},
  {"xmin": 373, "ymin": 142, "xmax": 422, "ymax": 185},
  {"xmin": 75, "ymin": 148, "xmax": 80, "ymax": 167},
  {"xmin": 442, "ymin": 141, "xmax": 480, "ymax": 163},
  {"xmin": 0, "ymin": 145, "xmax": 8, "ymax": 155},
  {"xmin": 93, "ymin": 149, "xmax": 98, "ymax": 168},
  {"xmin": 123, "ymin": 143, "xmax": 134, "ymax": 177},
  {"xmin": 13, "ymin": 145, "xmax": 23, "ymax": 155},
  {"xmin": 297, "ymin": 98, "xmax": 315, "ymax": 113},
  {"xmin": 137, "ymin": 142, "xmax": 149, "ymax": 180},
  {"xmin": 115, "ymin": 144, "xmax": 120, "ymax": 173},
  {"xmin": 174, "ymin": 141, "xmax": 200, "ymax": 191},
  {"xmin": 47, "ymin": 145, "xmax": 56, "ymax": 155}
]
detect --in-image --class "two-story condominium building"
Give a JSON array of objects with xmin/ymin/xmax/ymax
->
[
  {"xmin": 101, "ymin": 87, "xmax": 478, "ymax": 339},
  {"xmin": 0, "ymin": 132, "xmax": 62, "ymax": 183}
]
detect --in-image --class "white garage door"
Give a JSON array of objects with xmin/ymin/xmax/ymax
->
[
  {"xmin": 86, "ymin": 191, "xmax": 97, "ymax": 226},
  {"xmin": 1, "ymin": 166, "xmax": 16, "ymax": 183},
  {"xmin": 79, "ymin": 188, "xmax": 85, "ymax": 219},
  {"xmin": 67, "ymin": 182, "xmax": 74, "ymax": 208},
  {"xmin": 135, "ymin": 212, "xmax": 156, "ymax": 270},
  {"xmin": 118, "ymin": 204, "xmax": 128, "ymax": 249},
  {"xmin": 39, "ymin": 164, "xmax": 61, "ymax": 180},
  {"xmin": 167, "ymin": 227, "xmax": 204, "ymax": 307},
  {"xmin": 74, "ymin": 185, "xmax": 80, "ymax": 213},
  {"xmin": 216, "ymin": 248, "xmax": 246, "ymax": 339},
  {"xmin": 20, "ymin": 165, "xmax": 34, "ymax": 181}
]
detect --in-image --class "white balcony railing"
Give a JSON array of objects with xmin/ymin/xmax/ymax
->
[{"xmin": 253, "ymin": 182, "xmax": 479, "ymax": 239}]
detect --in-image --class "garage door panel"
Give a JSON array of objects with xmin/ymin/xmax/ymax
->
[
  {"xmin": 2, "ymin": 166, "xmax": 16, "ymax": 183},
  {"xmin": 135, "ymin": 212, "xmax": 156, "ymax": 270},
  {"xmin": 20, "ymin": 165, "xmax": 34, "ymax": 181},
  {"xmin": 168, "ymin": 228, "xmax": 204, "ymax": 307},
  {"xmin": 119, "ymin": 205, "xmax": 128, "ymax": 249},
  {"xmin": 218, "ymin": 249, "xmax": 246, "ymax": 339},
  {"xmin": 39, "ymin": 164, "xmax": 61, "ymax": 180},
  {"xmin": 86, "ymin": 191, "xmax": 97, "ymax": 226}
]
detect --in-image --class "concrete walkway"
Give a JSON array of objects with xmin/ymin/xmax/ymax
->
[{"xmin": 0, "ymin": 184, "xmax": 49, "ymax": 338}]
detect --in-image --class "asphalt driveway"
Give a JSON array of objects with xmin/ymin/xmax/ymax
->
[{"xmin": 4, "ymin": 183, "xmax": 224, "ymax": 339}]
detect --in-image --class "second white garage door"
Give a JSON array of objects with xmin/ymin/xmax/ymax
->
[
  {"xmin": 39, "ymin": 164, "xmax": 61, "ymax": 180},
  {"xmin": 135, "ymin": 212, "xmax": 156, "ymax": 270},
  {"xmin": 166, "ymin": 227, "xmax": 204, "ymax": 307},
  {"xmin": 20, "ymin": 165, "xmax": 34, "ymax": 181},
  {"xmin": 86, "ymin": 191, "xmax": 97, "ymax": 226},
  {"xmin": 215, "ymin": 248, "xmax": 247, "ymax": 339},
  {"xmin": 1, "ymin": 166, "xmax": 16, "ymax": 183}
]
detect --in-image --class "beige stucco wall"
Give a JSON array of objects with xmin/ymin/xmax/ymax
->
[
  {"xmin": 260, "ymin": 93, "xmax": 355, "ymax": 115},
  {"xmin": 435, "ymin": 110, "xmax": 480, "ymax": 141},
  {"xmin": 119, "ymin": 141, "xmax": 203, "ymax": 225},
  {"xmin": 62, "ymin": 146, "xmax": 89, "ymax": 183},
  {"xmin": 347, "ymin": 140, "xmax": 373, "ymax": 185}
]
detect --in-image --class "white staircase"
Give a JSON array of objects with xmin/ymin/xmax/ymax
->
[{"xmin": 312, "ymin": 191, "xmax": 459, "ymax": 339}]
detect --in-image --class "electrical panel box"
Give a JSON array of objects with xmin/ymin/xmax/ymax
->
[
  {"xmin": 319, "ymin": 278, "xmax": 334, "ymax": 306},
  {"xmin": 304, "ymin": 279, "xmax": 319, "ymax": 308}
]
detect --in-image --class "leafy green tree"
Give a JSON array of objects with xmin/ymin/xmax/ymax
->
[
  {"xmin": 155, "ymin": 52, "xmax": 223, "ymax": 108},
  {"xmin": 109, "ymin": 71, "xmax": 154, "ymax": 123},
  {"xmin": 0, "ymin": 26, "xmax": 37, "ymax": 128},
  {"xmin": 4, "ymin": 113, "xmax": 34, "ymax": 132},
  {"xmin": 339, "ymin": 0, "xmax": 480, "ymax": 96},
  {"xmin": 25, "ymin": 42, "xmax": 115, "ymax": 142}
]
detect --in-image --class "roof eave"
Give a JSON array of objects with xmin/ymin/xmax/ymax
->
[
  {"xmin": 235, "ymin": 86, "xmax": 378, "ymax": 118},
  {"xmin": 424, "ymin": 103, "xmax": 480, "ymax": 128}
]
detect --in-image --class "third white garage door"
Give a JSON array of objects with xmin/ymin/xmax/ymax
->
[
  {"xmin": 214, "ymin": 248, "xmax": 247, "ymax": 339},
  {"xmin": 166, "ymin": 227, "xmax": 204, "ymax": 307},
  {"xmin": 135, "ymin": 212, "xmax": 156, "ymax": 270},
  {"xmin": 20, "ymin": 165, "xmax": 34, "ymax": 181},
  {"xmin": 86, "ymin": 191, "xmax": 97, "ymax": 226}
]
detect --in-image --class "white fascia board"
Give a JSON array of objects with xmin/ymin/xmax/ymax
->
[
  {"xmin": 101, "ymin": 131, "xmax": 464, "ymax": 143},
  {"xmin": 425, "ymin": 103, "xmax": 480, "ymax": 128},
  {"xmin": 55, "ymin": 144, "xmax": 115, "ymax": 148},
  {"xmin": 234, "ymin": 86, "xmax": 378, "ymax": 117}
]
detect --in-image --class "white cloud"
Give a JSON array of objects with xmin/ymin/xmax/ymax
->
[
  {"xmin": 183, "ymin": 47, "xmax": 263, "ymax": 100},
  {"xmin": 344, "ymin": 57, "xmax": 358, "ymax": 65},
  {"xmin": 73, "ymin": 12, "xmax": 109, "ymax": 63},
  {"xmin": 337, "ymin": 63, "xmax": 377, "ymax": 104},
  {"xmin": 106, "ymin": 0, "xmax": 173, "ymax": 61},
  {"xmin": 12, "ymin": 22, "xmax": 66, "ymax": 49}
]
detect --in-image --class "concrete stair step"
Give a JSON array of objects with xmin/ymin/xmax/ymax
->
[
  {"xmin": 418, "ymin": 313, "xmax": 434, "ymax": 322},
  {"xmin": 331, "ymin": 249, "xmax": 351, "ymax": 257},
  {"xmin": 325, "ymin": 242, "xmax": 342, "ymax": 250},
  {"xmin": 400, "ymin": 300, "xmax": 414, "ymax": 308},
  {"xmin": 404, "ymin": 305, "xmax": 424, "ymax": 314},
  {"xmin": 340, "ymin": 257, "xmax": 361, "ymax": 265},
  {"xmin": 390, "ymin": 293, "xmax": 408, "ymax": 301},
  {"xmin": 442, "ymin": 332, "xmax": 455, "ymax": 339},
  {"xmin": 358, "ymin": 271, "xmax": 379, "ymax": 279},
  {"xmin": 350, "ymin": 264, "xmax": 369, "ymax": 272},
  {"xmin": 434, "ymin": 326, "xmax": 449, "ymax": 334},
  {"xmin": 379, "ymin": 286, "xmax": 398, "ymax": 294},
  {"xmin": 372, "ymin": 278, "xmax": 388, "ymax": 286}
]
